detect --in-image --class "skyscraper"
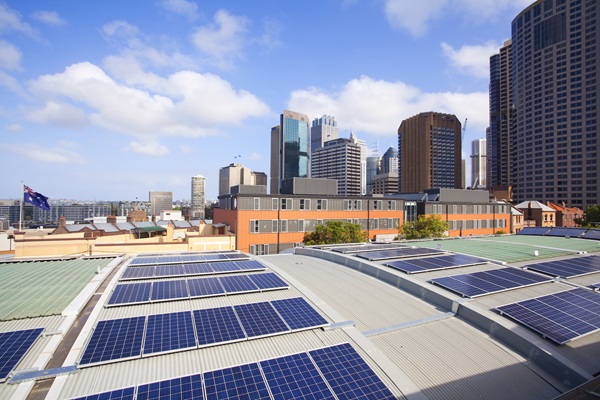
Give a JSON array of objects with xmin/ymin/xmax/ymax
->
[
  {"xmin": 190, "ymin": 175, "xmax": 205, "ymax": 219},
  {"xmin": 310, "ymin": 115, "xmax": 338, "ymax": 154},
  {"xmin": 149, "ymin": 191, "xmax": 172, "ymax": 218},
  {"xmin": 488, "ymin": 40, "xmax": 513, "ymax": 189},
  {"xmin": 471, "ymin": 138, "xmax": 487, "ymax": 189},
  {"xmin": 366, "ymin": 155, "xmax": 381, "ymax": 195},
  {"xmin": 398, "ymin": 112, "xmax": 462, "ymax": 193},
  {"xmin": 508, "ymin": 0, "xmax": 599, "ymax": 206},
  {"xmin": 311, "ymin": 136, "xmax": 362, "ymax": 196},
  {"xmin": 219, "ymin": 163, "xmax": 267, "ymax": 195},
  {"xmin": 381, "ymin": 147, "xmax": 398, "ymax": 174},
  {"xmin": 270, "ymin": 110, "xmax": 310, "ymax": 194}
]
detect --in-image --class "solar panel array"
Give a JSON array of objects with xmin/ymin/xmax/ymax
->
[
  {"xmin": 524, "ymin": 255, "xmax": 600, "ymax": 278},
  {"xmin": 330, "ymin": 243, "xmax": 405, "ymax": 254},
  {"xmin": 546, "ymin": 227, "xmax": 588, "ymax": 237},
  {"xmin": 497, "ymin": 288, "xmax": 600, "ymax": 344},
  {"xmin": 583, "ymin": 230, "xmax": 600, "ymax": 240},
  {"xmin": 108, "ymin": 272, "xmax": 288, "ymax": 306},
  {"xmin": 128, "ymin": 252, "xmax": 249, "ymax": 267},
  {"xmin": 385, "ymin": 254, "xmax": 489, "ymax": 274},
  {"xmin": 0, "ymin": 328, "xmax": 44, "ymax": 382},
  {"xmin": 80, "ymin": 297, "xmax": 328, "ymax": 366},
  {"xmin": 73, "ymin": 343, "xmax": 396, "ymax": 400},
  {"xmin": 517, "ymin": 227, "xmax": 551, "ymax": 236},
  {"xmin": 430, "ymin": 267, "xmax": 552, "ymax": 298},
  {"xmin": 356, "ymin": 247, "xmax": 444, "ymax": 261},
  {"xmin": 121, "ymin": 260, "xmax": 265, "ymax": 280}
]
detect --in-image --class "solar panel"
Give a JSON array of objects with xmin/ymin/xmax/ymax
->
[
  {"xmin": 184, "ymin": 262, "xmax": 214, "ymax": 276},
  {"xmin": 120, "ymin": 266, "xmax": 155, "ymax": 280},
  {"xmin": 107, "ymin": 282, "xmax": 152, "ymax": 306},
  {"xmin": 271, "ymin": 297, "xmax": 328, "ymax": 331},
  {"xmin": 193, "ymin": 306, "xmax": 246, "ymax": 346},
  {"xmin": 0, "ymin": 328, "xmax": 44, "ymax": 382},
  {"xmin": 331, "ymin": 244, "xmax": 405, "ymax": 254},
  {"xmin": 203, "ymin": 363, "xmax": 271, "ymax": 399},
  {"xmin": 356, "ymin": 247, "xmax": 443, "ymax": 261},
  {"xmin": 260, "ymin": 352, "xmax": 335, "ymax": 400},
  {"xmin": 385, "ymin": 254, "xmax": 488, "ymax": 274},
  {"xmin": 497, "ymin": 288, "xmax": 600, "ymax": 344},
  {"xmin": 235, "ymin": 260, "xmax": 267, "ymax": 272},
  {"xmin": 225, "ymin": 253, "xmax": 251, "ymax": 260},
  {"xmin": 524, "ymin": 255, "xmax": 600, "ymax": 278},
  {"xmin": 187, "ymin": 277, "xmax": 225, "ymax": 298},
  {"xmin": 234, "ymin": 302, "xmax": 289, "ymax": 338},
  {"xmin": 136, "ymin": 374, "xmax": 202, "ymax": 400},
  {"xmin": 248, "ymin": 273, "xmax": 289, "ymax": 291},
  {"xmin": 517, "ymin": 227, "xmax": 551, "ymax": 235},
  {"xmin": 79, "ymin": 317, "xmax": 145, "ymax": 366},
  {"xmin": 154, "ymin": 264, "xmax": 186, "ymax": 278},
  {"xmin": 546, "ymin": 227, "xmax": 588, "ymax": 237},
  {"xmin": 129, "ymin": 257, "xmax": 157, "ymax": 266},
  {"xmin": 150, "ymin": 280, "xmax": 189, "ymax": 302},
  {"xmin": 430, "ymin": 267, "xmax": 552, "ymax": 298},
  {"xmin": 583, "ymin": 229, "xmax": 600, "ymax": 240},
  {"xmin": 309, "ymin": 343, "xmax": 396, "ymax": 400},
  {"xmin": 143, "ymin": 311, "xmax": 196, "ymax": 356},
  {"xmin": 71, "ymin": 387, "xmax": 135, "ymax": 400},
  {"xmin": 219, "ymin": 274, "xmax": 259, "ymax": 293},
  {"xmin": 210, "ymin": 261, "xmax": 242, "ymax": 273}
]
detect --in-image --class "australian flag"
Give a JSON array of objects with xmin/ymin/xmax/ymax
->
[{"xmin": 23, "ymin": 185, "xmax": 51, "ymax": 211}]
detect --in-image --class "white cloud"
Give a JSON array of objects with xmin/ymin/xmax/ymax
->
[
  {"xmin": 0, "ymin": 70, "xmax": 26, "ymax": 96},
  {"xmin": 441, "ymin": 41, "xmax": 500, "ymax": 79},
  {"xmin": 128, "ymin": 140, "xmax": 170, "ymax": 156},
  {"xmin": 179, "ymin": 144, "xmax": 194, "ymax": 153},
  {"xmin": 102, "ymin": 20, "xmax": 140, "ymax": 40},
  {"xmin": 28, "ymin": 62, "xmax": 270, "ymax": 139},
  {"xmin": 0, "ymin": 2, "xmax": 38, "ymax": 38},
  {"xmin": 383, "ymin": 0, "xmax": 448, "ymax": 37},
  {"xmin": 1, "ymin": 142, "xmax": 85, "ymax": 164},
  {"xmin": 288, "ymin": 75, "xmax": 488, "ymax": 138},
  {"xmin": 257, "ymin": 17, "xmax": 283, "ymax": 51},
  {"xmin": 32, "ymin": 10, "xmax": 67, "ymax": 26},
  {"xmin": 160, "ymin": 0, "xmax": 199, "ymax": 20},
  {"xmin": 248, "ymin": 152, "xmax": 262, "ymax": 161},
  {"xmin": 27, "ymin": 101, "xmax": 89, "ymax": 129},
  {"xmin": 191, "ymin": 10, "xmax": 249, "ymax": 69},
  {"xmin": 6, "ymin": 123, "xmax": 22, "ymax": 133},
  {"xmin": 0, "ymin": 39, "xmax": 21, "ymax": 71}
]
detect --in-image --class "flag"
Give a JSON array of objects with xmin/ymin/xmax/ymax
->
[{"xmin": 23, "ymin": 185, "xmax": 51, "ymax": 211}]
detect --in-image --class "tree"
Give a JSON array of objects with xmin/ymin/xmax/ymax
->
[
  {"xmin": 303, "ymin": 220, "xmax": 368, "ymax": 246},
  {"xmin": 575, "ymin": 204, "xmax": 600, "ymax": 227},
  {"xmin": 397, "ymin": 215, "xmax": 449, "ymax": 240}
]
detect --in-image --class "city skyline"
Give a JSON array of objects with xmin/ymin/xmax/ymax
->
[{"xmin": 1, "ymin": 1, "xmax": 530, "ymax": 201}]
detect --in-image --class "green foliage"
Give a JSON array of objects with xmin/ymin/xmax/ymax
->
[
  {"xmin": 495, "ymin": 230, "xmax": 507, "ymax": 235},
  {"xmin": 577, "ymin": 204, "xmax": 600, "ymax": 227},
  {"xmin": 397, "ymin": 215, "xmax": 449, "ymax": 240},
  {"xmin": 303, "ymin": 220, "xmax": 368, "ymax": 246}
]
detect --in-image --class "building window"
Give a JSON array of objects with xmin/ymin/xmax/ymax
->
[
  {"xmin": 373, "ymin": 200, "xmax": 382, "ymax": 210},
  {"xmin": 388, "ymin": 201, "xmax": 396, "ymax": 211},
  {"xmin": 298, "ymin": 219, "xmax": 305, "ymax": 232},
  {"xmin": 254, "ymin": 198, "xmax": 260, "ymax": 210},
  {"xmin": 250, "ymin": 244, "xmax": 268, "ymax": 255},
  {"xmin": 281, "ymin": 198, "xmax": 292, "ymax": 210},
  {"xmin": 300, "ymin": 199, "xmax": 310, "ymax": 210},
  {"xmin": 370, "ymin": 219, "xmax": 379, "ymax": 229},
  {"xmin": 453, "ymin": 205, "xmax": 457, "ymax": 214},
  {"xmin": 250, "ymin": 220, "xmax": 259, "ymax": 233},
  {"xmin": 317, "ymin": 199, "xmax": 327, "ymax": 210},
  {"xmin": 343, "ymin": 200, "xmax": 350, "ymax": 211},
  {"xmin": 272, "ymin": 220, "xmax": 278, "ymax": 233},
  {"xmin": 462, "ymin": 205, "xmax": 466, "ymax": 214},
  {"xmin": 354, "ymin": 200, "xmax": 362, "ymax": 210},
  {"xmin": 272, "ymin": 198, "xmax": 278, "ymax": 210},
  {"xmin": 280, "ymin": 220, "xmax": 288, "ymax": 232}
]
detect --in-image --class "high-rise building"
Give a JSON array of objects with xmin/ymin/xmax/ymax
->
[
  {"xmin": 310, "ymin": 115, "xmax": 338, "ymax": 154},
  {"xmin": 270, "ymin": 110, "xmax": 310, "ymax": 194},
  {"xmin": 398, "ymin": 112, "xmax": 462, "ymax": 193},
  {"xmin": 488, "ymin": 40, "xmax": 513, "ymax": 189},
  {"xmin": 507, "ymin": 0, "xmax": 599, "ymax": 206},
  {"xmin": 190, "ymin": 175, "xmax": 205, "ymax": 219},
  {"xmin": 149, "ymin": 191, "xmax": 172, "ymax": 218},
  {"xmin": 366, "ymin": 155, "xmax": 381, "ymax": 195},
  {"xmin": 381, "ymin": 147, "xmax": 398, "ymax": 174},
  {"xmin": 311, "ymin": 137, "xmax": 362, "ymax": 196},
  {"xmin": 352, "ymin": 133, "xmax": 368, "ymax": 195},
  {"xmin": 219, "ymin": 163, "xmax": 267, "ymax": 195},
  {"xmin": 471, "ymin": 138, "xmax": 487, "ymax": 189}
]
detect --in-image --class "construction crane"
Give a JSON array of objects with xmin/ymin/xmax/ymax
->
[{"xmin": 462, "ymin": 118, "xmax": 468, "ymax": 142}]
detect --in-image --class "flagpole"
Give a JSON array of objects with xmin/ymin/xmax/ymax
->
[{"xmin": 19, "ymin": 181, "xmax": 23, "ymax": 232}]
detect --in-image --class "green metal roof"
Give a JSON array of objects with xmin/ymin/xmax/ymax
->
[{"xmin": 133, "ymin": 226, "xmax": 167, "ymax": 233}]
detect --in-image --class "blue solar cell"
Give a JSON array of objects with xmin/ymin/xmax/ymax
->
[
  {"xmin": 80, "ymin": 317, "xmax": 145, "ymax": 365},
  {"xmin": 143, "ymin": 311, "xmax": 196, "ymax": 356},
  {"xmin": 332, "ymin": 244, "xmax": 405, "ymax": 254},
  {"xmin": 248, "ymin": 273, "xmax": 289, "ymax": 290},
  {"xmin": 234, "ymin": 302, "xmax": 289, "ymax": 338},
  {"xmin": 204, "ymin": 363, "xmax": 270, "ymax": 400},
  {"xmin": 234, "ymin": 260, "xmax": 266, "ymax": 272},
  {"xmin": 136, "ymin": 374, "xmax": 202, "ymax": 400},
  {"xmin": 584, "ymin": 230, "xmax": 600, "ymax": 240},
  {"xmin": 260, "ymin": 352, "xmax": 335, "ymax": 400},
  {"xmin": 219, "ymin": 275, "xmax": 259, "ymax": 293},
  {"xmin": 271, "ymin": 298, "xmax": 328, "ymax": 331},
  {"xmin": 497, "ymin": 288, "xmax": 600, "ymax": 344},
  {"xmin": 107, "ymin": 283, "xmax": 152, "ymax": 306},
  {"xmin": 430, "ymin": 267, "xmax": 551, "ymax": 298},
  {"xmin": 129, "ymin": 257, "xmax": 157, "ymax": 266},
  {"xmin": 385, "ymin": 254, "xmax": 488, "ymax": 274},
  {"xmin": 184, "ymin": 263, "xmax": 214, "ymax": 276},
  {"xmin": 357, "ymin": 247, "xmax": 443, "ymax": 261},
  {"xmin": 193, "ymin": 307, "xmax": 246, "ymax": 346},
  {"xmin": 225, "ymin": 253, "xmax": 250, "ymax": 260},
  {"xmin": 187, "ymin": 277, "xmax": 225, "ymax": 298},
  {"xmin": 120, "ymin": 266, "xmax": 155, "ymax": 280},
  {"xmin": 517, "ymin": 227, "xmax": 551, "ymax": 235},
  {"xmin": 546, "ymin": 228, "xmax": 588, "ymax": 237},
  {"xmin": 71, "ymin": 387, "xmax": 135, "ymax": 400},
  {"xmin": 309, "ymin": 343, "xmax": 396, "ymax": 400},
  {"xmin": 150, "ymin": 280, "xmax": 189, "ymax": 301},
  {"xmin": 210, "ymin": 261, "xmax": 241, "ymax": 273},
  {"xmin": 154, "ymin": 264, "xmax": 186, "ymax": 278},
  {"xmin": 0, "ymin": 328, "xmax": 44, "ymax": 381},
  {"xmin": 525, "ymin": 255, "xmax": 600, "ymax": 278}
]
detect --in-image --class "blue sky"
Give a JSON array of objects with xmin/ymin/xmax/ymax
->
[{"xmin": 0, "ymin": 0, "xmax": 533, "ymax": 202}]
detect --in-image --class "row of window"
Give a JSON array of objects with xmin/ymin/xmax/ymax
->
[
  {"xmin": 429, "ymin": 204, "xmax": 509, "ymax": 214},
  {"xmin": 448, "ymin": 219, "xmax": 508, "ymax": 230},
  {"xmin": 249, "ymin": 218, "xmax": 400, "ymax": 234},
  {"xmin": 250, "ymin": 198, "xmax": 399, "ymax": 212}
]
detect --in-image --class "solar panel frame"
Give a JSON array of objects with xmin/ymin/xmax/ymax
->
[
  {"xmin": 193, "ymin": 306, "xmax": 247, "ymax": 347},
  {"xmin": 209, "ymin": 261, "xmax": 242, "ymax": 274},
  {"xmin": 583, "ymin": 229, "xmax": 600, "ymax": 240},
  {"xmin": 120, "ymin": 266, "xmax": 155, "ymax": 280},
  {"xmin": 128, "ymin": 257, "xmax": 157, "ymax": 266},
  {"xmin": 331, "ymin": 243, "xmax": 406, "ymax": 254},
  {"xmin": 106, "ymin": 282, "xmax": 152, "ymax": 306},
  {"xmin": 248, "ymin": 273, "xmax": 289, "ymax": 291},
  {"xmin": 524, "ymin": 256, "xmax": 600, "ymax": 278},
  {"xmin": 225, "ymin": 252, "xmax": 251, "ymax": 260},
  {"xmin": 235, "ymin": 259, "xmax": 267, "ymax": 272},
  {"xmin": 136, "ymin": 374, "xmax": 202, "ymax": 400},
  {"xmin": 234, "ymin": 301, "xmax": 290, "ymax": 339},
  {"xmin": 183, "ymin": 262, "xmax": 214, "ymax": 276},
  {"xmin": 309, "ymin": 343, "xmax": 396, "ymax": 400},
  {"xmin": 270, "ymin": 297, "xmax": 328, "ymax": 331},
  {"xmin": 142, "ymin": 311, "xmax": 197, "ymax": 356},
  {"xmin": 496, "ymin": 288, "xmax": 600, "ymax": 344},
  {"xmin": 356, "ymin": 247, "xmax": 444, "ymax": 261},
  {"xmin": 203, "ymin": 363, "xmax": 271, "ymax": 400},
  {"xmin": 187, "ymin": 276, "xmax": 225, "ymax": 298},
  {"xmin": 0, "ymin": 328, "xmax": 44, "ymax": 382},
  {"xmin": 154, "ymin": 264, "xmax": 186, "ymax": 278},
  {"xmin": 150, "ymin": 279, "xmax": 189, "ymax": 302},
  {"xmin": 385, "ymin": 254, "xmax": 489, "ymax": 274},
  {"xmin": 79, "ymin": 316, "xmax": 145, "ymax": 366},
  {"xmin": 70, "ymin": 386, "xmax": 135, "ymax": 400},
  {"xmin": 219, "ymin": 274, "xmax": 259, "ymax": 294}
]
